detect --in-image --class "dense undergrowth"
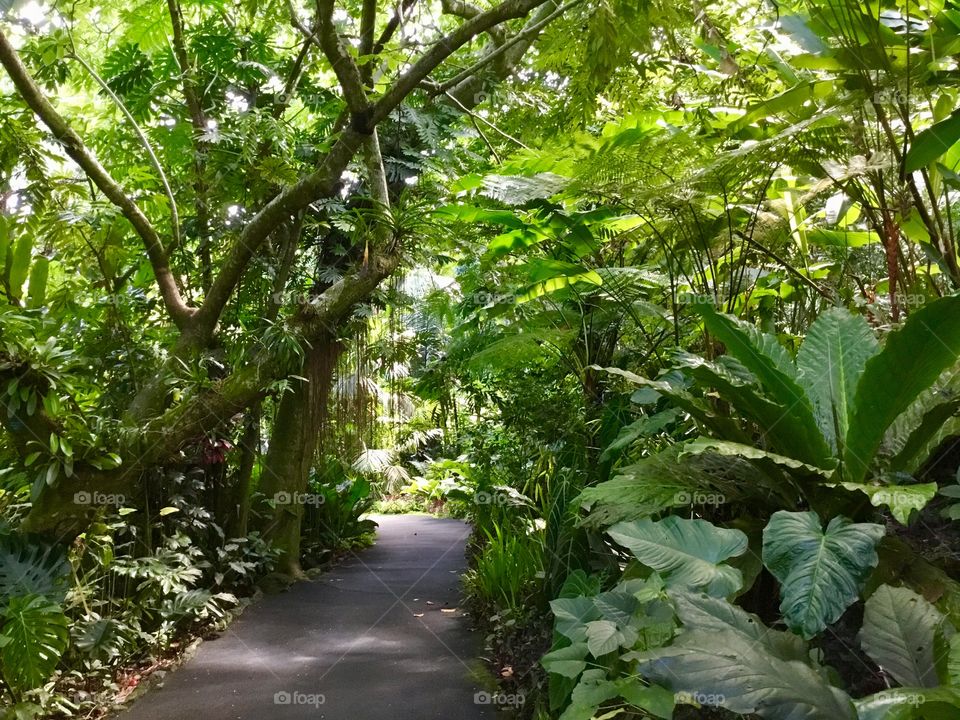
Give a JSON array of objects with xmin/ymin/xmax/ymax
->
[{"xmin": 6, "ymin": 0, "xmax": 960, "ymax": 718}]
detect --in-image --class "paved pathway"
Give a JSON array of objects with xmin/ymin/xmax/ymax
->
[{"xmin": 120, "ymin": 515, "xmax": 492, "ymax": 719}]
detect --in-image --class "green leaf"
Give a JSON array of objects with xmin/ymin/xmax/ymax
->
[
  {"xmin": 807, "ymin": 228, "xmax": 881, "ymax": 248},
  {"xmin": 835, "ymin": 483, "xmax": 937, "ymax": 525},
  {"xmin": 886, "ymin": 384, "xmax": 960, "ymax": 474},
  {"xmin": 618, "ymin": 680, "xmax": 674, "ymax": 719},
  {"xmin": 631, "ymin": 629, "xmax": 856, "ymax": 719},
  {"xmin": 608, "ymin": 516, "xmax": 748, "ymax": 597},
  {"xmin": 585, "ymin": 619, "xmax": 635, "ymax": 656},
  {"xmin": 0, "ymin": 594, "xmax": 69, "ymax": 693},
  {"xmin": 0, "ymin": 534, "xmax": 70, "ymax": 605},
  {"xmin": 675, "ymin": 352, "xmax": 835, "ymax": 466},
  {"xmin": 670, "ymin": 590, "xmax": 810, "ymax": 662},
  {"xmin": 559, "ymin": 670, "xmax": 620, "ymax": 720},
  {"xmin": 859, "ymin": 585, "xmax": 943, "ymax": 688},
  {"xmin": 796, "ymin": 307, "xmax": 879, "ymax": 454},
  {"xmin": 8, "ymin": 235, "xmax": 32, "ymax": 300},
  {"xmin": 948, "ymin": 633, "xmax": 960, "ymax": 685},
  {"xmin": 845, "ymin": 296, "xmax": 960, "ymax": 484},
  {"xmin": 550, "ymin": 596, "xmax": 601, "ymax": 642},
  {"xmin": 906, "ymin": 111, "xmax": 960, "ymax": 172},
  {"xmin": 855, "ymin": 687, "xmax": 960, "ymax": 720},
  {"xmin": 762, "ymin": 511, "xmax": 885, "ymax": 638},
  {"xmin": 693, "ymin": 303, "xmax": 832, "ymax": 467},
  {"xmin": 681, "ymin": 438, "xmax": 833, "ymax": 476},
  {"xmin": 542, "ymin": 642, "xmax": 589, "ymax": 678},
  {"xmin": 26, "ymin": 256, "xmax": 48, "ymax": 309}
]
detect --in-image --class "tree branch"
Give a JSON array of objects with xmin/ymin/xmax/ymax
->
[
  {"xmin": 371, "ymin": 0, "xmax": 418, "ymax": 57},
  {"xmin": 370, "ymin": 0, "xmax": 552, "ymax": 126},
  {"xmin": 0, "ymin": 28, "xmax": 193, "ymax": 328},
  {"xmin": 187, "ymin": 127, "xmax": 365, "ymax": 343},
  {"xmin": 312, "ymin": 0, "xmax": 371, "ymax": 114},
  {"xmin": 358, "ymin": 0, "xmax": 378, "ymax": 66},
  {"xmin": 167, "ymin": 0, "xmax": 213, "ymax": 289},
  {"xmin": 434, "ymin": 0, "xmax": 574, "ymax": 102}
]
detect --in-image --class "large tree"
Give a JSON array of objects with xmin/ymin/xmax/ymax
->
[{"xmin": 0, "ymin": 0, "xmax": 572, "ymax": 540}]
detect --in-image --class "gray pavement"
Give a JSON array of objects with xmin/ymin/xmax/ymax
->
[{"xmin": 119, "ymin": 514, "xmax": 492, "ymax": 719}]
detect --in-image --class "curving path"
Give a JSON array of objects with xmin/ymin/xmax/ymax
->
[{"xmin": 120, "ymin": 515, "xmax": 492, "ymax": 719}]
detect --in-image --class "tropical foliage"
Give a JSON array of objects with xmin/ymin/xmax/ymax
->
[{"xmin": 5, "ymin": 0, "xmax": 960, "ymax": 717}]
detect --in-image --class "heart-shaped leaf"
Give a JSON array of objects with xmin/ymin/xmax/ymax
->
[
  {"xmin": 762, "ymin": 511, "xmax": 884, "ymax": 638},
  {"xmin": 609, "ymin": 516, "xmax": 748, "ymax": 597}
]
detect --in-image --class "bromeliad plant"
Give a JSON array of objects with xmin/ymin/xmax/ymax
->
[{"xmin": 581, "ymin": 296, "xmax": 960, "ymax": 526}]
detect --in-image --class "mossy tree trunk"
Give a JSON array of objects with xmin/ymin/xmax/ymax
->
[{"xmin": 259, "ymin": 335, "xmax": 342, "ymax": 577}]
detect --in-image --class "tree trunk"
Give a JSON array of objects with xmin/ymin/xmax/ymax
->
[
  {"xmin": 259, "ymin": 335, "xmax": 341, "ymax": 577},
  {"xmin": 218, "ymin": 406, "xmax": 260, "ymax": 537}
]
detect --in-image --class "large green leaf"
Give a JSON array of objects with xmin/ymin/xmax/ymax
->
[
  {"xmin": 844, "ymin": 296, "xmax": 960, "ymax": 484},
  {"xmin": 0, "ymin": 594, "xmax": 69, "ymax": 693},
  {"xmin": 681, "ymin": 438, "xmax": 834, "ymax": 476},
  {"xmin": 608, "ymin": 517, "xmax": 748, "ymax": 597},
  {"xmin": 541, "ymin": 642, "xmax": 589, "ymax": 678},
  {"xmin": 675, "ymin": 352, "xmax": 835, "ymax": 466},
  {"xmin": 670, "ymin": 590, "xmax": 810, "ymax": 663},
  {"xmin": 884, "ymin": 372, "xmax": 960, "ymax": 473},
  {"xmin": 0, "ymin": 534, "xmax": 70, "ymax": 605},
  {"xmin": 835, "ymin": 482, "xmax": 937, "ymax": 525},
  {"xmin": 762, "ymin": 511, "xmax": 885, "ymax": 638},
  {"xmin": 593, "ymin": 365, "xmax": 751, "ymax": 443},
  {"xmin": 26, "ymin": 256, "xmax": 48, "ymax": 309},
  {"xmin": 796, "ymin": 307, "xmax": 879, "ymax": 454},
  {"xmin": 631, "ymin": 629, "xmax": 856, "ymax": 719},
  {"xmin": 7, "ymin": 234, "xmax": 32, "ymax": 301},
  {"xmin": 905, "ymin": 111, "xmax": 960, "ymax": 172},
  {"xmin": 693, "ymin": 303, "xmax": 832, "ymax": 467},
  {"xmin": 549, "ymin": 596, "xmax": 602, "ymax": 642},
  {"xmin": 855, "ymin": 687, "xmax": 960, "ymax": 720},
  {"xmin": 859, "ymin": 585, "xmax": 943, "ymax": 688}
]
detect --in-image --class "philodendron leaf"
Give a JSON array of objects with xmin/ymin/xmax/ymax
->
[
  {"xmin": 671, "ymin": 590, "xmax": 810, "ymax": 663},
  {"xmin": 762, "ymin": 511, "xmax": 885, "ymax": 638},
  {"xmin": 796, "ymin": 307, "xmax": 879, "ymax": 454},
  {"xmin": 630, "ymin": 629, "xmax": 856, "ymax": 720},
  {"xmin": 835, "ymin": 482, "xmax": 937, "ymax": 525},
  {"xmin": 859, "ymin": 585, "xmax": 943, "ymax": 688},
  {"xmin": 608, "ymin": 516, "xmax": 748, "ymax": 597}
]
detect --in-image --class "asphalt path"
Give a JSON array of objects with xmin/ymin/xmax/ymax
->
[{"xmin": 119, "ymin": 515, "xmax": 493, "ymax": 719}]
